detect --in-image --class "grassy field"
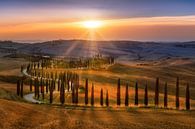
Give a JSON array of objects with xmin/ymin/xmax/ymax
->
[
  {"xmin": 36, "ymin": 62, "xmax": 195, "ymax": 109},
  {"xmin": 0, "ymin": 57, "xmax": 195, "ymax": 129}
]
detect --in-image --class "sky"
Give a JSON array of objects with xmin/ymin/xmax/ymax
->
[{"xmin": 0, "ymin": 0, "xmax": 195, "ymax": 42}]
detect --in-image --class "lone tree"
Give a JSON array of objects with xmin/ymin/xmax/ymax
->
[
  {"xmin": 135, "ymin": 81, "xmax": 138, "ymax": 106},
  {"xmin": 125, "ymin": 83, "xmax": 129, "ymax": 106},
  {"xmin": 100, "ymin": 88, "xmax": 103, "ymax": 106},
  {"xmin": 106, "ymin": 90, "xmax": 109, "ymax": 107},
  {"xmin": 85, "ymin": 78, "xmax": 89, "ymax": 105},
  {"xmin": 164, "ymin": 82, "xmax": 168, "ymax": 108},
  {"xmin": 176, "ymin": 77, "xmax": 180, "ymax": 109},
  {"xmin": 155, "ymin": 77, "xmax": 159, "ymax": 106},
  {"xmin": 186, "ymin": 83, "xmax": 190, "ymax": 110},
  {"xmin": 17, "ymin": 80, "xmax": 20, "ymax": 96},
  {"xmin": 91, "ymin": 84, "xmax": 94, "ymax": 106},
  {"xmin": 144, "ymin": 83, "xmax": 148, "ymax": 106},
  {"xmin": 117, "ymin": 78, "xmax": 121, "ymax": 106}
]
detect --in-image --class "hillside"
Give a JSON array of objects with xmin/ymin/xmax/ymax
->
[{"xmin": 1, "ymin": 40, "xmax": 195, "ymax": 62}]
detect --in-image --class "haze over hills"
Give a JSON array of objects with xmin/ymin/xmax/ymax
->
[{"xmin": 1, "ymin": 40, "xmax": 195, "ymax": 65}]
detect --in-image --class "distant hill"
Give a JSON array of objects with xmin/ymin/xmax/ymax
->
[{"xmin": 1, "ymin": 40, "xmax": 195, "ymax": 61}]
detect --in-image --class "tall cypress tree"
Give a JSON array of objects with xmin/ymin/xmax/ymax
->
[
  {"xmin": 106, "ymin": 90, "xmax": 109, "ymax": 107},
  {"xmin": 58, "ymin": 79, "xmax": 61, "ymax": 91},
  {"xmin": 72, "ymin": 84, "xmax": 75, "ymax": 104},
  {"xmin": 186, "ymin": 83, "xmax": 190, "ymax": 110},
  {"xmin": 135, "ymin": 81, "xmax": 138, "ymax": 106},
  {"xmin": 91, "ymin": 84, "xmax": 94, "ymax": 106},
  {"xmin": 75, "ymin": 76, "xmax": 79, "ymax": 104},
  {"xmin": 100, "ymin": 88, "xmax": 103, "ymax": 106},
  {"xmin": 60, "ymin": 81, "xmax": 65, "ymax": 104},
  {"xmin": 17, "ymin": 80, "xmax": 20, "ymax": 96},
  {"xmin": 42, "ymin": 79, "xmax": 44, "ymax": 100},
  {"xmin": 176, "ymin": 77, "xmax": 180, "ymax": 109},
  {"xmin": 164, "ymin": 82, "xmax": 168, "ymax": 108},
  {"xmin": 40, "ymin": 78, "xmax": 43, "ymax": 93},
  {"xmin": 49, "ymin": 80, "xmax": 53, "ymax": 104},
  {"xmin": 85, "ymin": 78, "xmax": 88, "ymax": 105},
  {"xmin": 34, "ymin": 78, "xmax": 37, "ymax": 98},
  {"xmin": 155, "ymin": 77, "xmax": 159, "ymax": 106},
  {"xmin": 125, "ymin": 83, "xmax": 129, "ymax": 106},
  {"xmin": 144, "ymin": 83, "xmax": 148, "ymax": 106},
  {"xmin": 30, "ymin": 79, "xmax": 32, "ymax": 92},
  {"xmin": 20, "ymin": 80, "xmax": 23, "ymax": 98},
  {"xmin": 37, "ymin": 79, "xmax": 40, "ymax": 99},
  {"xmin": 117, "ymin": 78, "xmax": 121, "ymax": 106},
  {"xmin": 46, "ymin": 79, "xmax": 48, "ymax": 93}
]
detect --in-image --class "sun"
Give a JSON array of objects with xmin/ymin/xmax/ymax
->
[{"xmin": 82, "ymin": 20, "xmax": 103, "ymax": 29}]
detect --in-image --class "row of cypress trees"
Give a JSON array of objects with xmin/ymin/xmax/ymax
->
[
  {"xmin": 28, "ymin": 69, "xmax": 79, "ymax": 104},
  {"xmin": 116, "ymin": 78, "xmax": 190, "ymax": 110},
  {"xmin": 20, "ymin": 63, "xmax": 191, "ymax": 110}
]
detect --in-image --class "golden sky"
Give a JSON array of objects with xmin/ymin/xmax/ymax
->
[{"xmin": 0, "ymin": 15, "xmax": 195, "ymax": 41}]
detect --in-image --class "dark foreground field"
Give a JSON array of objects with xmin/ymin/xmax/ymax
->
[{"xmin": 0, "ymin": 99, "xmax": 194, "ymax": 129}]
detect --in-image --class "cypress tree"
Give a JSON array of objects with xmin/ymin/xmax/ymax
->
[
  {"xmin": 117, "ymin": 78, "xmax": 121, "ymax": 106},
  {"xmin": 60, "ymin": 81, "xmax": 65, "ymax": 104},
  {"xmin": 37, "ymin": 79, "xmax": 40, "ymax": 99},
  {"xmin": 17, "ymin": 80, "xmax": 20, "ymax": 96},
  {"xmin": 135, "ymin": 81, "xmax": 138, "ymax": 106},
  {"xmin": 106, "ymin": 90, "xmax": 109, "ymax": 107},
  {"xmin": 125, "ymin": 83, "xmax": 129, "ymax": 106},
  {"xmin": 164, "ymin": 82, "xmax": 168, "ymax": 108},
  {"xmin": 38, "ymin": 62, "xmax": 40, "ymax": 69},
  {"xmin": 72, "ymin": 84, "xmax": 75, "ymax": 104},
  {"xmin": 40, "ymin": 78, "xmax": 43, "ymax": 93},
  {"xmin": 85, "ymin": 78, "xmax": 88, "ymax": 105},
  {"xmin": 58, "ymin": 79, "xmax": 60, "ymax": 91},
  {"xmin": 46, "ymin": 79, "xmax": 48, "ymax": 93},
  {"xmin": 155, "ymin": 77, "xmax": 159, "ymax": 106},
  {"xmin": 144, "ymin": 83, "xmax": 148, "ymax": 106},
  {"xmin": 176, "ymin": 77, "xmax": 180, "ymax": 109},
  {"xmin": 100, "ymin": 88, "xmax": 103, "ymax": 106},
  {"xmin": 20, "ymin": 80, "xmax": 23, "ymax": 98},
  {"xmin": 91, "ymin": 84, "xmax": 94, "ymax": 106},
  {"xmin": 186, "ymin": 83, "xmax": 190, "ymax": 110},
  {"xmin": 34, "ymin": 78, "xmax": 37, "ymax": 98},
  {"xmin": 42, "ymin": 79, "xmax": 44, "ymax": 100},
  {"xmin": 49, "ymin": 80, "xmax": 53, "ymax": 104},
  {"xmin": 75, "ymin": 77, "xmax": 79, "ymax": 104},
  {"xmin": 30, "ymin": 79, "xmax": 32, "ymax": 92}
]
